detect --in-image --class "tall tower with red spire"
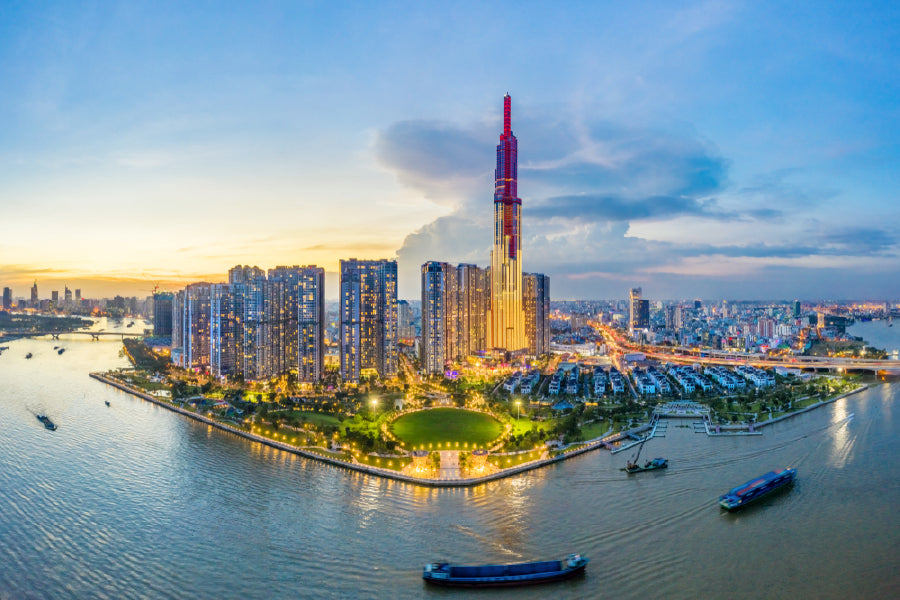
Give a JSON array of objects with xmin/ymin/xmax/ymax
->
[{"xmin": 489, "ymin": 94, "xmax": 526, "ymax": 353}]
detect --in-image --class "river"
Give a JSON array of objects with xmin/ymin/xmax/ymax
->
[{"xmin": 1, "ymin": 317, "xmax": 898, "ymax": 599}]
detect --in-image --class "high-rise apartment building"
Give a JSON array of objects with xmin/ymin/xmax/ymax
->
[
  {"xmin": 421, "ymin": 262, "xmax": 452, "ymax": 374},
  {"xmin": 270, "ymin": 265, "xmax": 326, "ymax": 382},
  {"xmin": 153, "ymin": 292, "xmax": 175, "ymax": 337},
  {"xmin": 398, "ymin": 300, "xmax": 415, "ymax": 340},
  {"xmin": 340, "ymin": 259, "xmax": 398, "ymax": 382},
  {"xmin": 210, "ymin": 283, "xmax": 243, "ymax": 379},
  {"xmin": 524, "ymin": 273, "xmax": 550, "ymax": 356},
  {"xmin": 489, "ymin": 94, "xmax": 525, "ymax": 353},
  {"xmin": 75, "ymin": 289, "xmax": 81, "ymax": 303},
  {"xmin": 456, "ymin": 264, "xmax": 489, "ymax": 356},
  {"xmin": 51, "ymin": 290, "xmax": 59, "ymax": 307},
  {"xmin": 30, "ymin": 281, "xmax": 38, "ymax": 307},
  {"xmin": 2, "ymin": 287, "xmax": 12, "ymax": 310},
  {"xmin": 64, "ymin": 286, "xmax": 72, "ymax": 306},
  {"xmin": 179, "ymin": 283, "xmax": 212, "ymax": 371}
]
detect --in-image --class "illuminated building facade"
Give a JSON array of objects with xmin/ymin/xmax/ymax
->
[
  {"xmin": 524, "ymin": 273, "xmax": 550, "ymax": 356},
  {"xmin": 489, "ymin": 94, "xmax": 525, "ymax": 353},
  {"xmin": 340, "ymin": 259, "xmax": 398, "ymax": 382},
  {"xmin": 421, "ymin": 262, "xmax": 489, "ymax": 374},
  {"xmin": 269, "ymin": 265, "xmax": 325, "ymax": 383}
]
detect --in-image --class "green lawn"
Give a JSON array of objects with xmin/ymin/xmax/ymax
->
[{"xmin": 391, "ymin": 408, "xmax": 503, "ymax": 449}]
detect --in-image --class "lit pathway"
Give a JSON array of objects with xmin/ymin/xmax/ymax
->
[{"xmin": 438, "ymin": 451, "xmax": 461, "ymax": 480}]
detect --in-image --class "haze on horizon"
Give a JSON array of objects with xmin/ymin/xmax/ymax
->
[{"xmin": 1, "ymin": 1, "xmax": 898, "ymax": 302}]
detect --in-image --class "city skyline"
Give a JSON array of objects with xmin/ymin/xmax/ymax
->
[{"xmin": 2, "ymin": 2, "xmax": 899, "ymax": 301}]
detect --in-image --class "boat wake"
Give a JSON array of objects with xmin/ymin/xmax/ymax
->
[{"xmin": 449, "ymin": 524, "xmax": 524, "ymax": 558}]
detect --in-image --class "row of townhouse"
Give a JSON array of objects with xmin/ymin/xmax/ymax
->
[
  {"xmin": 592, "ymin": 366, "xmax": 607, "ymax": 396},
  {"xmin": 668, "ymin": 365, "xmax": 714, "ymax": 393},
  {"xmin": 704, "ymin": 366, "xmax": 747, "ymax": 391},
  {"xmin": 503, "ymin": 371, "xmax": 523, "ymax": 392},
  {"xmin": 608, "ymin": 367, "xmax": 626, "ymax": 394},
  {"xmin": 520, "ymin": 370, "xmax": 541, "ymax": 394},
  {"xmin": 646, "ymin": 365, "xmax": 671, "ymax": 394},
  {"xmin": 735, "ymin": 365, "xmax": 776, "ymax": 388},
  {"xmin": 633, "ymin": 368, "xmax": 657, "ymax": 395}
]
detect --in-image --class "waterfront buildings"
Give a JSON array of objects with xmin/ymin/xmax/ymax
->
[
  {"xmin": 524, "ymin": 273, "xmax": 550, "ymax": 356},
  {"xmin": 173, "ymin": 265, "xmax": 325, "ymax": 383},
  {"xmin": 340, "ymin": 259, "xmax": 398, "ymax": 382},
  {"xmin": 2, "ymin": 287, "xmax": 11, "ymax": 310},
  {"xmin": 488, "ymin": 94, "xmax": 526, "ymax": 353}
]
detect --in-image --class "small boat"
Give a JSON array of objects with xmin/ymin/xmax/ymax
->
[
  {"xmin": 36, "ymin": 414, "xmax": 57, "ymax": 431},
  {"xmin": 423, "ymin": 554, "xmax": 588, "ymax": 587},
  {"xmin": 719, "ymin": 467, "xmax": 796, "ymax": 511},
  {"xmin": 622, "ymin": 437, "xmax": 667, "ymax": 474},
  {"xmin": 25, "ymin": 352, "xmax": 33, "ymax": 359},
  {"xmin": 105, "ymin": 401, "xmax": 110, "ymax": 407},
  {"xmin": 57, "ymin": 348, "xmax": 65, "ymax": 355},
  {"xmin": 625, "ymin": 457, "xmax": 668, "ymax": 473},
  {"xmin": 127, "ymin": 322, "xmax": 134, "ymax": 327}
]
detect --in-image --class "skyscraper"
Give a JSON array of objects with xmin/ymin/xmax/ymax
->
[
  {"xmin": 340, "ymin": 259, "xmax": 398, "ymax": 382},
  {"xmin": 524, "ymin": 273, "xmax": 550, "ymax": 356},
  {"xmin": 2, "ymin": 287, "xmax": 12, "ymax": 310},
  {"xmin": 489, "ymin": 94, "xmax": 525, "ymax": 353},
  {"xmin": 30, "ymin": 281, "xmax": 38, "ymax": 307}
]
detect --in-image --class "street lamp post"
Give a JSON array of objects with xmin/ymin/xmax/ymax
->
[{"xmin": 515, "ymin": 400, "xmax": 521, "ymax": 421}]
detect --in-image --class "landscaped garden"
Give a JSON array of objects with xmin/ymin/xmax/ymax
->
[{"xmin": 390, "ymin": 408, "xmax": 503, "ymax": 449}]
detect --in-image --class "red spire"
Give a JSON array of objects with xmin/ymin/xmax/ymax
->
[{"xmin": 503, "ymin": 94, "xmax": 511, "ymax": 136}]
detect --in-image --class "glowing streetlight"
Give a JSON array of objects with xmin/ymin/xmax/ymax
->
[{"xmin": 515, "ymin": 400, "xmax": 521, "ymax": 420}]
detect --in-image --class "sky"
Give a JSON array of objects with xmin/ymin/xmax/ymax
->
[{"xmin": 1, "ymin": 0, "xmax": 898, "ymax": 301}]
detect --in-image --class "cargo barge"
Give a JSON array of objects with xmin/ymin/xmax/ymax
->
[
  {"xmin": 719, "ymin": 467, "xmax": 796, "ymax": 511},
  {"xmin": 423, "ymin": 553, "xmax": 588, "ymax": 587}
]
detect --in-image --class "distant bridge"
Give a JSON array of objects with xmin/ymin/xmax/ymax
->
[{"xmin": 0, "ymin": 329, "xmax": 144, "ymax": 341}]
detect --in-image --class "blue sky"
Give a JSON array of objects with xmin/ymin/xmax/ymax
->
[{"xmin": 1, "ymin": 1, "xmax": 898, "ymax": 300}]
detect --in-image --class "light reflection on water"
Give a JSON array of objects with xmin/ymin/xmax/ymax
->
[{"xmin": 0, "ymin": 327, "xmax": 898, "ymax": 599}]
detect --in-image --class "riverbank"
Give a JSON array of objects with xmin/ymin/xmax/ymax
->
[
  {"xmin": 705, "ymin": 384, "xmax": 869, "ymax": 435},
  {"xmin": 90, "ymin": 371, "xmax": 613, "ymax": 488}
]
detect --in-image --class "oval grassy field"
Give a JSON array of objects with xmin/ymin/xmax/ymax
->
[{"xmin": 390, "ymin": 408, "xmax": 503, "ymax": 448}]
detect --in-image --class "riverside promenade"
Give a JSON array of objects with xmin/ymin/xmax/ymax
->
[{"xmin": 90, "ymin": 372, "xmax": 613, "ymax": 488}]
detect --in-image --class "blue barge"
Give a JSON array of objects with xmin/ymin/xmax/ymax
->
[
  {"xmin": 423, "ymin": 553, "xmax": 588, "ymax": 587},
  {"xmin": 719, "ymin": 467, "xmax": 796, "ymax": 510}
]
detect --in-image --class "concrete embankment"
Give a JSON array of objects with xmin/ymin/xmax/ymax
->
[{"xmin": 89, "ymin": 372, "xmax": 606, "ymax": 488}]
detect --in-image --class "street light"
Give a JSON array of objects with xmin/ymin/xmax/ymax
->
[{"xmin": 515, "ymin": 400, "xmax": 521, "ymax": 420}]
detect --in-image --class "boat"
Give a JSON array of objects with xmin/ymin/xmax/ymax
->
[
  {"xmin": 105, "ymin": 401, "xmax": 110, "ymax": 407},
  {"xmin": 423, "ymin": 554, "xmax": 588, "ymax": 587},
  {"xmin": 625, "ymin": 457, "xmax": 668, "ymax": 473},
  {"xmin": 623, "ymin": 437, "xmax": 668, "ymax": 474},
  {"xmin": 25, "ymin": 352, "xmax": 33, "ymax": 359},
  {"xmin": 57, "ymin": 348, "xmax": 65, "ymax": 355},
  {"xmin": 719, "ymin": 467, "xmax": 796, "ymax": 511},
  {"xmin": 36, "ymin": 414, "xmax": 57, "ymax": 431}
]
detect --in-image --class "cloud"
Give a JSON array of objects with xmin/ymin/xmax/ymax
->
[
  {"xmin": 373, "ymin": 120, "xmax": 493, "ymax": 208},
  {"xmin": 376, "ymin": 102, "xmax": 899, "ymax": 299}
]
